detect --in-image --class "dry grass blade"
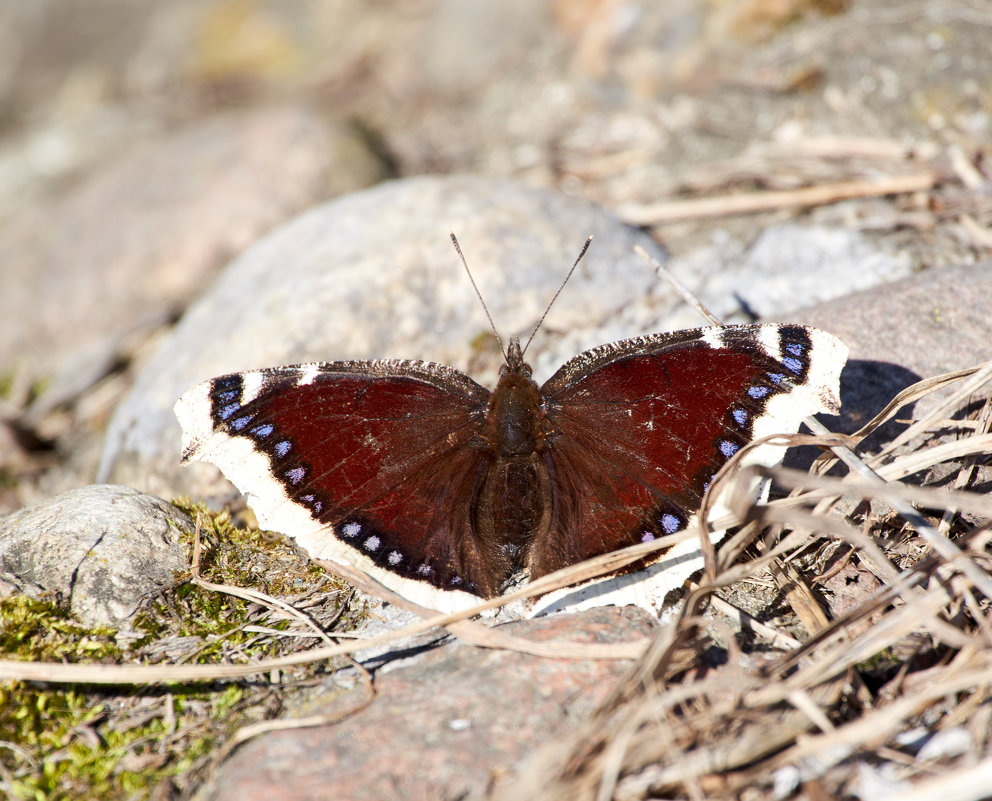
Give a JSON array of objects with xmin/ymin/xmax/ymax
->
[
  {"xmin": 617, "ymin": 172, "xmax": 935, "ymax": 225},
  {"xmin": 738, "ymin": 463, "xmax": 992, "ymax": 521},
  {"xmin": 190, "ymin": 513, "xmax": 337, "ymax": 646},
  {"xmin": 3, "ymin": 522, "xmax": 717, "ymax": 684},
  {"xmin": 875, "ymin": 433, "xmax": 992, "ymax": 481},
  {"xmin": 497, "ymin": 358, "xmax": 992, "ymax": 800},
  {"xmin": 687, "ymin": 583, "xmax": 802, "ymax": 650},
  {"xmin": 315, "ymin": 558, "xmax": 648, "ymax": 660},
  {"xmin": 892, "ymin": 755, "xmax": 992, "ymax": 801},
  {"xmin": 853, "ymin": 361, "xmax": 992, "ymax": 453},
  {"xmin": 743, "ymin": 453, "xmax": 992, "ymax": 604}
]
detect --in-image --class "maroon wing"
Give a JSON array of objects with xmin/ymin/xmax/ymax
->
[
  {"xmin": 528, "ymin": 324, "xmax": 834, "ymax": 578},
  {"xmin": 176, "ymin": 359, "xmax": 509, "ymax": 598}
]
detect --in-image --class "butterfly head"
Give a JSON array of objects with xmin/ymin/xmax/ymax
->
[
  {"xmin": 502, "ymin": 337, "xmax": 533, "ymax": 378},
  {"xmin": 450, "ymin": 232, "xmax": 590, "ymax": 385}
]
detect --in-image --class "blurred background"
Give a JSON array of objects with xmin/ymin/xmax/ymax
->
[
  {"xmin": 1, "ymin": 0, "xmax": 990, "ymax": 510},
  {"xmin": 2, "ymin": 0, "xmax": 987, "ymax": 241}
]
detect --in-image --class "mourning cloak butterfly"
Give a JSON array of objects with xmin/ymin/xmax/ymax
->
[{"xmin": 175, "ymin": 300, "xmax": 847, "ymax": 615}]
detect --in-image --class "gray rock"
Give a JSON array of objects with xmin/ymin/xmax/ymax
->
[
  {"xmin": 99, "ymin": 175, "xmax": 667, "ymax": 495},
  {"xmin": 784, "ymin": 260, "xmax": 992, "ymax": 436},
  {"xmin": 418, "ymin": 0, "xmax": 549, "ymax": 95},
  {"xmin": 658, "ymin": 223, "xmax": 916, "ymax": 332},
  {"xmin": 0, "ymin": 484, "xmax": 191, "ymax": 631}
]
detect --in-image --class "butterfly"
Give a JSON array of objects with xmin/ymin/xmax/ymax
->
[{"xmin": 175, "ymin": 241, "xmax": 847, "ymax": 615}]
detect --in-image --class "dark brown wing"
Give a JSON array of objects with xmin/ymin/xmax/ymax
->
[
  {"xmin": 528, "ymin": 324, "xmax": 846, "ymax": 580},
  {"xmin": 176, "ymin": 359, "xmax": 510, "ymax": 607}
]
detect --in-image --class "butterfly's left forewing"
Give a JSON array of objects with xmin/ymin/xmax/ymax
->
[
  {"xmin": 175, "ymin": 360, "xmax": 506, "ymax": 612},
  {"xmin": 528, "ymin": 324, "xmax": 846, "ymax": 614}
]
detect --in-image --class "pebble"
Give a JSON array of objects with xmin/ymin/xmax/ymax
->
[{"xmin": 0, "ymin": 485, "xmax": 191, "ymax": 635}]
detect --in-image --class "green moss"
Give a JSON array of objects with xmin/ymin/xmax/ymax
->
[
  {"xmin": 0, "ymin": 466, "xmax": 19, "ymax": 490},
  {"xmin": 2, "ymin": 689, "xmax": 212, "ymax": 800},
  {"xmin": 0, "ymin": 682, "xmax": 222, "ymax": 801},
  {"xmin": 468, "ymin": 329, "xmax": 497, "ymax": 354},
  {"xmin": 130, "ymin": 500, "xmax": 360, "ymax": 660},
  {"xmin": 0, "ymin": 598, "xmax": 214, "ymax": 800},
  {"xmin": 856, "ymin": 646, "xmax": 901, "ymax": 673},
  {"xmin": 28, "ymin": 376, "xmax": 50, "ymax": 405},
  {"xmin": 0, "ymin": 595, "xmax": 121, "ymax": 663},
  {"xmin": 0, "ymin": 504, "xmax": 365, "ymax": 799},
  {"xmin": 168, "ymin": 499, "xmax": 349, "ymax": 598}
]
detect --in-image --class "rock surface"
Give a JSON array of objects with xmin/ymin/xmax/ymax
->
[
  {"xmin": 98, "ymin": 174, "xmax": 668, "ymax": 495},
  {"xmin": 206, "ymin": 607, "xmax": 656, "ymax": 801},
  {"xmin": 787, "ymin": 260, "xmax": 992, "ymax": 435},
  {"xmin": 0, "ymin": 104, "xmax": 385, "ymax": 394},
  {"xmin": 661, "ymin": 222, "xmax": 917, "ymax": 333},
  {"xmin": 0, "ymin": 484, "xmax": 191, "ymax": 632}
]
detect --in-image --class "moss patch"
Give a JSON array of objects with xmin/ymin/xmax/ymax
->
[{"xmin": 0, "ymin": 505, "xmax": 367, "ymax": 800}]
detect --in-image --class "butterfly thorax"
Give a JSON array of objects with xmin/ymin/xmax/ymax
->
[{"xmin": 487, "ymin": 338, "xmax": 546, "ymax": 458}]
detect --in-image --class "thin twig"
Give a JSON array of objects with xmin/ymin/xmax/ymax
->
[{"xmin": 617, "ymin": 172, "xmax": 935, "ymax": 225}]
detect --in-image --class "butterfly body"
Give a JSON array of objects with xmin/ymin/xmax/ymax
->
[
  {"xmin": 473, "ymin": 337, "xmax": 552, "ymax": 586},
  {"xmin": 176, "ymin": 323, "xmax": 847, "ymax": 615}
]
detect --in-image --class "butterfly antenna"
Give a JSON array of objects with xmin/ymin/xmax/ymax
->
[
  {"xmin": 450, "ymin": 232, "xmax": 507, "ymax": 359},
  {"xmin": 520, "ymin": 235, "xmax": 593, "ymax": 358},
  {"xmin": 635, "ymin": 244, "xmax": 722, "ymax": 326}
]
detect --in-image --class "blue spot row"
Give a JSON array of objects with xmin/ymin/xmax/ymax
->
[
  {"xmin": 640, "ymin": 506, "xmax": 688, "ymax": 543},
  {"xmin": 230, "ymin": 413, "xmax": 254, "ymax": 431},
  {"xmin": 207, "ymin": 375, "xmax": 337, "ymax": 528},
  {"xmin": 776, "ymin": 326, "xmax": 812, "ymax": 382},
  {"xmin": 285, "ymin": 465, "xmax": 307, "ymax": 485},
  {"xmin": 301, "ymin": 494, "xmax": 322, "ymax": 514},
  {"xmin": 218, "ymin": 402, "xmax": 241, "ymax": 421}
]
